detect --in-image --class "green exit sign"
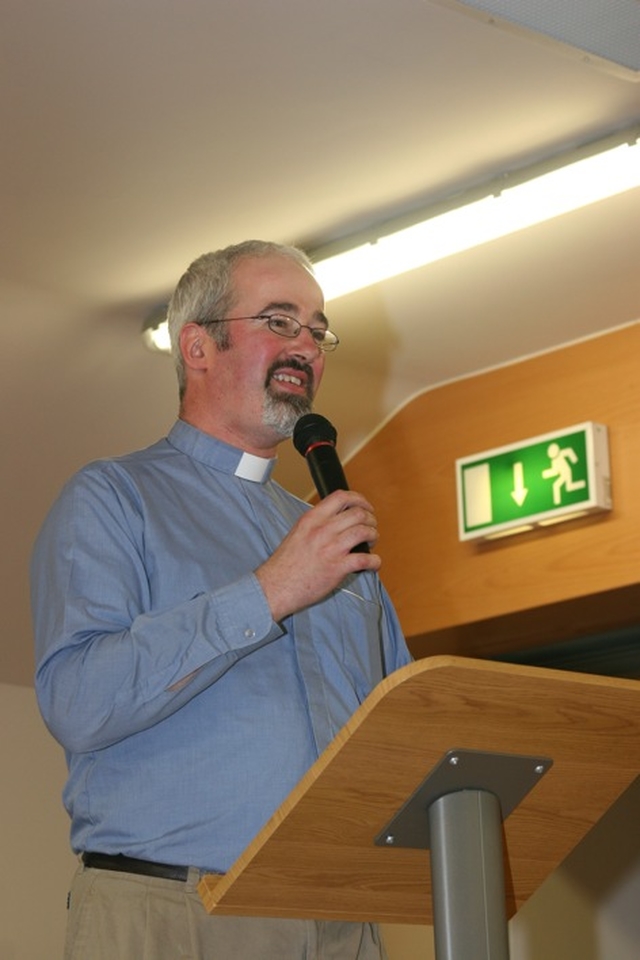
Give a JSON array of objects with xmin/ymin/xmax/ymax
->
[{"xmin": 456, "ymin": 422, "xmax": 611, "ymax": 541}]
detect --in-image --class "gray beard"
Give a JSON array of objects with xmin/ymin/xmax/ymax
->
[{"xmin": 262, "ymin": 390, "xmax": 312, "ymax": 438}]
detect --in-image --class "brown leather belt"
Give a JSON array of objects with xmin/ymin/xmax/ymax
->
[{"xmin": 82, "ymin": 851, "xmax": 189, "ymax": 882}]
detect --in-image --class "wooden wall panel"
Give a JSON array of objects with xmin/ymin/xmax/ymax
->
[{"xmin": 346, "ymin": 323, "xmax": 640, "ymax": 657}]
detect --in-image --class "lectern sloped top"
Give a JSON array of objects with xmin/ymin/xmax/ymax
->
[{"xmin": 199, "ymin": 656, "xmax": 640, "ymax": 925}]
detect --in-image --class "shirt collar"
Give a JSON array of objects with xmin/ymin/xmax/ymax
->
[{"xmin": 167, "ymin": 420, "xmax": 276, "ymax": 484}]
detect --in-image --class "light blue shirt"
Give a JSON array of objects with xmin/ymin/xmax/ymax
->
[{"xmin": 31, "ymin": 420, "xmax": 412, "ymax": 872}]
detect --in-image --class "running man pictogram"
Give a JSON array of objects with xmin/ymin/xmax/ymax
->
[{"xmin": 542, "ymin": 442, "xmax": 586, "ymax": 505}]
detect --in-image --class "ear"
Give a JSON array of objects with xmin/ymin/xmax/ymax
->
[{"xmin": 179, "ymin": 322, "xmax": 210, "ymax": 372}]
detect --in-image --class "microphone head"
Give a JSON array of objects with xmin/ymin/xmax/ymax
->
[{"xmin": 293, "ymin": 413, "xmax": 337, "ymax": 456}]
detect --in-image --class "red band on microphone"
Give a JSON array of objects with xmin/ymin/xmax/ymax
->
[{"xmin": 304, "ymin": 439, "xmax": 336, "ymax": 455}]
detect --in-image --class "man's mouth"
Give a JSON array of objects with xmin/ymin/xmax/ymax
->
[
  {"xmin": 272, "ymin": 371, "xmax": 304, "ymax": 388},
  {"xmin": 267, "ymin": 360, "xmax": 313, "ymax": 398}
]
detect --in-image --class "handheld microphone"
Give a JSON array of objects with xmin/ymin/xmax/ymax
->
[{"xmin": 293, "ymin": 413, "xmax": 369, "ymax": 553}]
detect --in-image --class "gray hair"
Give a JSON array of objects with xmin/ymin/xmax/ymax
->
[{"xmin": 167, "ymin": 240, "xmax": 314, "ymax": 398}]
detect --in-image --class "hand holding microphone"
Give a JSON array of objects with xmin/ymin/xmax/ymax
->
[
  {"xmin": 255, "ymin": 413, "xmax": 380, "ymax": 622},
  {"xmin": 293, "ymin": 413, "xmax": 370, "ymax": 553}
]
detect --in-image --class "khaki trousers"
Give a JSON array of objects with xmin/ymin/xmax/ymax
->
[{"xmin": 64, "ymin": 865, "xmax": 388, "ymax": 960}]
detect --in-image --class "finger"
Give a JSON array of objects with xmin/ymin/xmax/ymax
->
[{"xmin": 316, "ymin": 488, "xmax": 376, "ymax": 517}]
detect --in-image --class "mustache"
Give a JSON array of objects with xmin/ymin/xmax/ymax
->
[{"xmin": 265, "ymin": 358, "xmax": 315, "ymax": 395}]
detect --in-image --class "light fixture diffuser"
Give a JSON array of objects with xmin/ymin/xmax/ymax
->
[
  {"xmin": 143, "ymin": 126, "xmax": 640, "ymax": 350},
  {"xmin": 312, "ymin": 129, "xmax": 640, "ymax": 301}
]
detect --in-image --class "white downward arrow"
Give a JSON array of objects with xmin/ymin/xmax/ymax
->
[{"xmin": 511, "ymin": 462, "xmax": 528, "ymax": 507}]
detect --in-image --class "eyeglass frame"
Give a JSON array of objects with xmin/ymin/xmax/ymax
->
[{"xmin": 196, "ymin": 314, "xmax": 340, "ymax": 352}]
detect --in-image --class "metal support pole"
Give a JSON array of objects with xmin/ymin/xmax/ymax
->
[{"xmin": 428, "ymin": 789, "xmax": 510, "ymax": 960}]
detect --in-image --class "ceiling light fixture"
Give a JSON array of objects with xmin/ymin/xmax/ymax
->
[
  {"xmin": 311, "ymin": 126, "xmax": 640, "ymax": 301},
  {"xmin": 142, "ymin": 304, "xmax": 171, "ymax": 353},
  {"xmin": 144, "ymin": 126, "xmax": 639, "ymax": 350}
]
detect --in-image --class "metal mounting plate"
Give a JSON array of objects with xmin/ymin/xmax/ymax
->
[{"xmin": 375, "ymin": 748, "xmax": 553, "ymax": 849}]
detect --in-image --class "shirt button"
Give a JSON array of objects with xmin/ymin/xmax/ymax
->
[{"xmin": 244, "ymin": 628, "xmax": 255, "ymax": 639}]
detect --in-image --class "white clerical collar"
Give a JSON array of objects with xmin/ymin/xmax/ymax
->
[{"xmin": 234, "ymin": 451, "xmax": 274, "ymax": 482}]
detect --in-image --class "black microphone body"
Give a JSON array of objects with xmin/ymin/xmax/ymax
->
[{"xmin": 293, "ymin": 413, "xmax": 369, "ymax": 553}]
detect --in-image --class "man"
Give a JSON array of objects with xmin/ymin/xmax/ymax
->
[{"xmin": 31, "ymin": 240, "xmax": 412, "ymax": 959}]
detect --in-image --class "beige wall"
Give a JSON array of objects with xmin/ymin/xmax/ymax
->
[{"xmin": 0, "ymin": 683, "xmax": 76, "ymax": 960}]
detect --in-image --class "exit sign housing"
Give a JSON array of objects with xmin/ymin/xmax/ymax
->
[{"xmin": 456, "ymin": 422, "xmax": 611, "ymax": 541}]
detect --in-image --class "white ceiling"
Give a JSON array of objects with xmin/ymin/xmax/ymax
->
[{"xmin": 3, "ymin": 0, "xmax": 640, "ymax": 686}]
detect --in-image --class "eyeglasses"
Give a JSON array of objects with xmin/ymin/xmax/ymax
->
[{"xmin": 198, "ymin": 314, "xmax": 339, "ymax": 352}]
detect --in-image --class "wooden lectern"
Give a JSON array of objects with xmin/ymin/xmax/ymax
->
[{"xmin": 198, "ymin": 657, "xmax": 640, "ymax": 959}]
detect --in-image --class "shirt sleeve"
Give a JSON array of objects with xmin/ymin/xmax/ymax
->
[{"xmin": 31, "ymin": 466, "xmax": 284, "ymax": 754}]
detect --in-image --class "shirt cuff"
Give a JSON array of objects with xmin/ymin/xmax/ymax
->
[{"xmin": 208, "ymin": 572, "xmax": 282, "ymax": 651}]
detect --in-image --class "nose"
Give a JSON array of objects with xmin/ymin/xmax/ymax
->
[{"xmin": 290, "ymin": 324, "xmax": 324, "ymax": 359}]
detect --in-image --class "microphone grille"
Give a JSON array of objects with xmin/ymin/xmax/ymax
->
[{"xmin": 293, "ymin": 413, "xmax": 337, "ymax": 456}]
